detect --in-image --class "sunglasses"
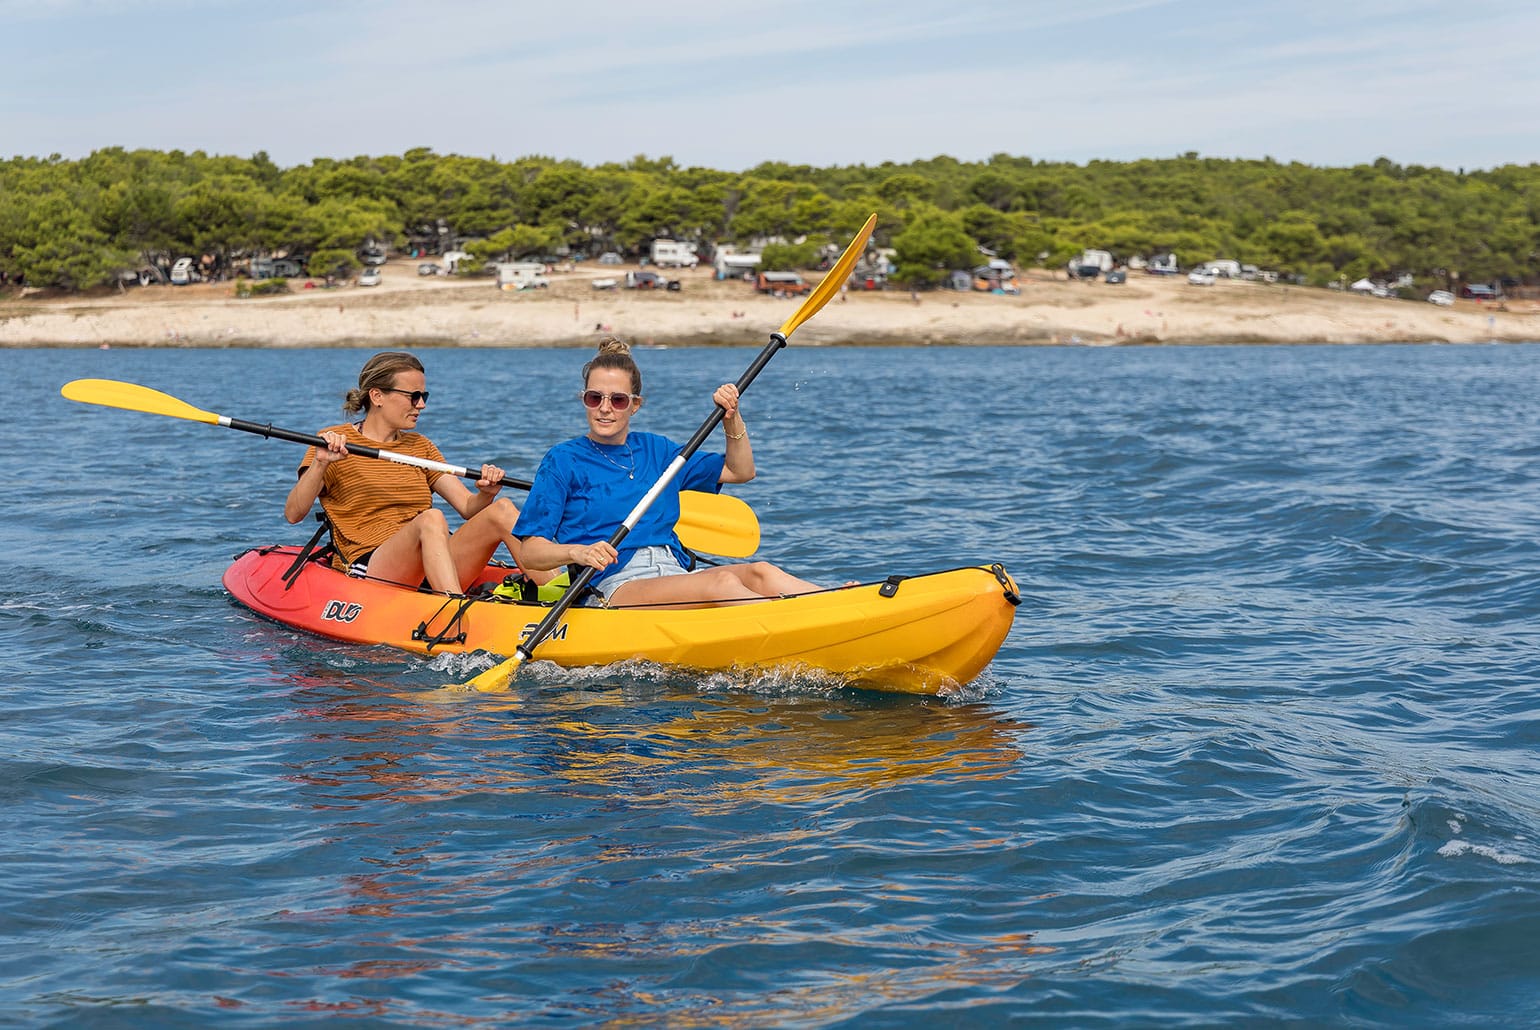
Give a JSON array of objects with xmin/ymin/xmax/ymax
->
[
  {"xmin": 382, "ymin": 388, "xmax": 430, "ymax": 405},
  {"xmin": 580, "ymin": 390, "xmax": 641, "ymax": 411}
]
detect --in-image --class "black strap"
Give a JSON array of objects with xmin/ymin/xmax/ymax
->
[
  {"xmin": 680, "ymin": 545, "xmax": 718, "ymax": 569},
  {"xmin": 281, "ymin": 512, "xmax": 334, "ymax": 589},
  {"xmin": 413, "ymin": 594, "xmax": 473, "ymax": 650}
]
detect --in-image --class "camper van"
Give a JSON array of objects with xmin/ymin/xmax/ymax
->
[
  {"xmin": 713, "ymin": 251, "xmax": 762, "ymax": 280},
  {"xmin": 649, "ymin": 239, "xmax": 699, "ymax": 268},
  {"xmin": 496, "ymin": 262, "xmax": 550, "ymax": 290},
  {"xmin": 1069, "ymin": 250, "xmax": 1113, "ymax": 280},
  {"xmin": 169, "ymin": 257, "xmax": 197, "ymax": 285}
]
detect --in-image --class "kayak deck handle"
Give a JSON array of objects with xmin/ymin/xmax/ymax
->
[{"xmin": 990, "ymin": 564, "xmax": 1022, "ymax": 606}]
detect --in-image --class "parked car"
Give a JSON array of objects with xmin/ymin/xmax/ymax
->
[
  {"xmin": 1105, "ymin": 268, "xmax": 1127, "ymax": 284},
  {"xmin": 358, "ymin": 266, "xmax": 382, "ymax": 287},
  {"xmin": 624, "ymin": 270, "xmax": 680, "ymax": 291},
  {"xmin": 417, "ymin": 262, "xmax": 441, "ymax": 276},
  {"xmin": 755, "ymin": 270, "xmax": 811, "ymax": 296},
  {"xmin": 591, "ymin": 278, "xmax": 618, "ymax": 290},
  {"xmin": 1427, "ymin": 289, "xmax": 1455, "ymax": 307},
  {"xmin": 251, "ymin": 257, "xmax": 305, "ymax": 279},
  {"xmin": 1460, "ymin": 284, "xmax": 1498, "ymax": 301},
  {"xmin": 1186, "ymin": 269, "xmax": 1217, "ymax": 286}
]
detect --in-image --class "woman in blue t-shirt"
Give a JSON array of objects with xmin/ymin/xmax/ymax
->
[{"xmin": 513, "ymin": 338, "xmax": 824, "ymax": 607}]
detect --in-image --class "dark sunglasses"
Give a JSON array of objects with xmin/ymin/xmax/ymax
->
[
  {"xmin": 580, "ymin": 390, "xmax": 640, "ymax": 411},
  {"xmin": 382, "ymin": 388, "xmax": 430, "ymax": 405}
]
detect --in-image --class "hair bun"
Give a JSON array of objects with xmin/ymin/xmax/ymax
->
[{"xmin": 596, "ymin": 336, "xmax": 631, "ymax": 357}]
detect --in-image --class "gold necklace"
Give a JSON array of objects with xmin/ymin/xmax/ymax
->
[{"xmin": 587, "ymin": 437, "xmax": 635, "ymax": 480}]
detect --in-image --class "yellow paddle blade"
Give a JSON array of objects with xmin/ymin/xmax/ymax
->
[
  {"xmin": 778, "ymin": 212, "xmax": 877, "ymax": 339},
  {"xmin": 678, "ymin": 491, "xmax": 759, "ymax": 557},
  {"xmin": 61, "ymin": 378, "xmax": 221, "ymax": 425},
  {"xmin": 465, "ymin": 654, "xmax": 522, "ymax": 692}
]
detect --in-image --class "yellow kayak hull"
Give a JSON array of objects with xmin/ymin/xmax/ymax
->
[{"xmin": 223, "ymin": 547, "xmax": 1019, "ymax": 695}]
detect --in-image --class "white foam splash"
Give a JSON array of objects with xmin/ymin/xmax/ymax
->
[{"xmin": 1437, "ymin": 839, "xmax": 1528, "ymax": 865}]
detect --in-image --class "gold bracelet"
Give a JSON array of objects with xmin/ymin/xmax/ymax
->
[{"xmin": 725, "ymin": 426, "xmax": 747, "ymax": 440}]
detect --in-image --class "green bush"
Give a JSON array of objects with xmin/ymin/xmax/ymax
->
[
  {"xmin": 760, "ymin": 240, "xmax": 822, "ymax": 271},
  {"xmin": 234, "ymin": 278, "xmax": 291, "ymax": 297}
]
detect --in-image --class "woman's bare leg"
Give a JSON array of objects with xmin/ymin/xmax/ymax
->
[
  {"xmin": 730, "ymin": 561, "xmax": 824, "ymax": 597},
  {"xmin": 367, "ymin": 507, "xmax": 456, "ymax": 592},
  {"xmin": 607, "ymin": 561, "xmax": 824, "ymax": 609},
  {"xmin": 447, "ymin": 496, "xmax": 546, "ymax": 588}
]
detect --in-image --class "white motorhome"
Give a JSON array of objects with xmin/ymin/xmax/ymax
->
[
  {"xmin": 1070, "ymin": 249, "xmax": 1113, "ymax": 279},
  {"xmin": 713, "ymin": 251, "xmax": 761, "ymax": 280},
  {"xmin": 649, "ymin": 239, "xmax": 699, "ymax": 268},
  {"xmin": 496, "ymin": 262, "xmax": 549, "ymax": 290},
  {"xmin": 1202, "ymin": 259, "xmax": 1243, "ymax": 279},
  {"xmin": 170, "ymin": 257, "xmax": 197, "ymax": 285}
]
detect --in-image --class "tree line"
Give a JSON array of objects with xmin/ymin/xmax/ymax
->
[{"xmin": 1, "ymin": 147, "xmax": 1536, "ymax": 292}]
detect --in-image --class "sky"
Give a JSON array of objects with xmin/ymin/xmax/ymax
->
[{"xmin": 2, "ymin": 0, "xmax": 1535, "ymax": 173}]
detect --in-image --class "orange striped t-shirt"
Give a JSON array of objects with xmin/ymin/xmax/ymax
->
[{"xmin": 297, "ymin": 424, "xmax": 447, "ymax": 568}]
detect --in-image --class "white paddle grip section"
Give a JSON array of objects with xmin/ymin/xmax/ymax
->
[
  {"xmin": 620, "ymin": 455, "xmax": 688, "ymax": 530},
  {"xmin": 374, "ymin": 452, "xmax": 472, "ymax": 476}
]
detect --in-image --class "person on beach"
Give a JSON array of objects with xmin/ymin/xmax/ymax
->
[
  {"xmin": 513, "ymin": 338, "xmax": 827, "ymax": 608},
  {"xmin": 286, "ymin": 350, "xmax": 540, "ymax": 594}
]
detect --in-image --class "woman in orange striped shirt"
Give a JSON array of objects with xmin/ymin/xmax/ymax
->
[{"xmin": 285, "ymin": 351, "xmax": 536, "ymax": 594}]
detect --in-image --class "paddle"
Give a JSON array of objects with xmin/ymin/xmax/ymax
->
[
  {"xmin": 59, "ymin": 378, "xmax": 760, "ymax": 558},
  {"xmin": 464, "ymin": 211, "xmax": 879, "ymax": 693}
]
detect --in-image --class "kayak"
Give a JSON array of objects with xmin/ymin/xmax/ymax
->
[{"xmin": 222, "ymin": 546, "xmax": 1020, "ymax": 695}]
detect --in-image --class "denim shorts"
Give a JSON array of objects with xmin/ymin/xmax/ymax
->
[{"xmin": 591, "ymin": 545, "xmax": 688, "ymax": 603}]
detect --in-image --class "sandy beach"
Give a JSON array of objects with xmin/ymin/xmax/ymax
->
[{"xmin": 3, "ymin": 263, "xmax": 1536, "ymax": 348}]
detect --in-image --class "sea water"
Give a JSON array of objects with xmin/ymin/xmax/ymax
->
[{"xmin": 2, "ymin": 343, "xmax": 1537, "ymax": 1026}]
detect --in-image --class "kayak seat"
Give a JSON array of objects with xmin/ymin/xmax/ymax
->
[{"xmin": 488, "ymin": 570, "xmax": 578, "ymax": 605}]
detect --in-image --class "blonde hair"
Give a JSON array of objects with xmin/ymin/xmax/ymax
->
[
  {"xmin": 582, "ymin": 336, "xmax": 642, "ymax": 395},
  {"xmin": 343, "ymin": 351, "xmax": 424, "ymax": 414}
]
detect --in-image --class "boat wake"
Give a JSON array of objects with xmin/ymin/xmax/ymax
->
[{"xmin": 422, "ymin": 649, "xmax": 998, "ymax": 704}]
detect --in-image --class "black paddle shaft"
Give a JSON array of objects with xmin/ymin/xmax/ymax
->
[{"xmin": 223, "ymin": 417, "xmax": 531, "ymax": 489}]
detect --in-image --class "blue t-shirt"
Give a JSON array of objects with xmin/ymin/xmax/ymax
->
[{"xmin": 513, "ymin": 432, "xmax": 726, "ymax": 585}]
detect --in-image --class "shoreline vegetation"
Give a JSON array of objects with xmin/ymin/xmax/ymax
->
[
  {"xmin": 4, "ymin": 265, "xmax": 1536, "ymax": 349},
  {"xmin": 6, "ymin": 150, "xmax": 1539, "ymax": 348}
]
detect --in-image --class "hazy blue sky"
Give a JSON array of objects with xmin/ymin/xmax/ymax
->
[{"xmin": 3, "ymin": 0, "xmax": 1533, "ymax": 172}]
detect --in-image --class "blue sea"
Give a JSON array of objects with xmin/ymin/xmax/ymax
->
[{"xmin": 3, "ymin": 342, "xmax": 1538, "ymax": 1027}]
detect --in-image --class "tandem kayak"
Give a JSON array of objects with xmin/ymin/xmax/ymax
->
[{"xmin": 223, "ymin": 546, "xmax": 1020, "ymax": 695}]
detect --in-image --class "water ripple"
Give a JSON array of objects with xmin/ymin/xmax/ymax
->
[{"xmin": 3, "ymin": 344, "xmax": 1538, "ymax": 1025}]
